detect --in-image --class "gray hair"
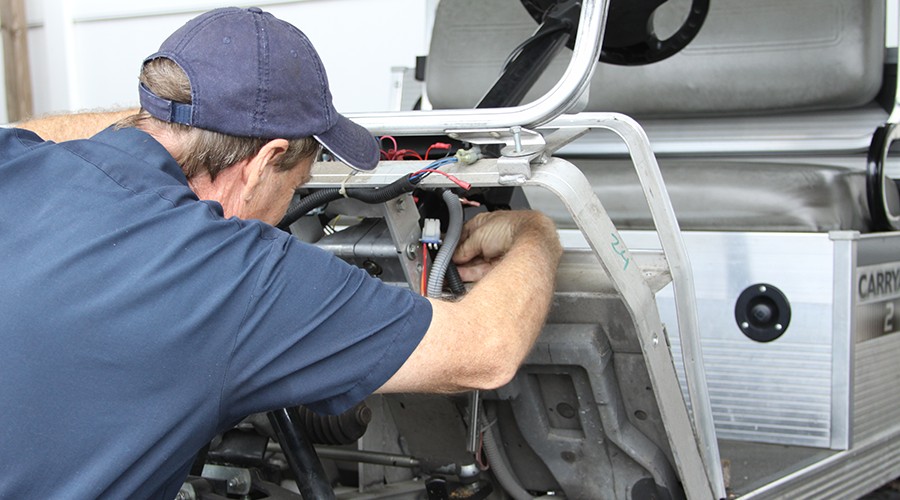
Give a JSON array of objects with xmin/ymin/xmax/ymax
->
[{"xmin": 117, "ymin": 57, "xmax": 319, "ymax": 180}]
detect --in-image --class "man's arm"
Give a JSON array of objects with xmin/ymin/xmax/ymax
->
[
  {"xmin": 378, "ymin": 210, "xmax": 562, "ymax": 394},
  {"xmin": 14, "ymin": 108, "xmax": 138, "ymax": 142}
]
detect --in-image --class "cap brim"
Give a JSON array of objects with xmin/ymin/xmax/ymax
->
[{"xmin": 314, "ymin": 114, "xmax": 379, "ymax": 171}]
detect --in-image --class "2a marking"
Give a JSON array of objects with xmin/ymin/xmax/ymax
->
[{"xmin": 611, "ymin": 233, "xmax": 630, "ymax": 271}]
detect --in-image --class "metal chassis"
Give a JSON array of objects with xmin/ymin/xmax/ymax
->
[
  {"xmin": 305, "ymin": 129, "xmax": 721, "ymax": 499},
  {"xmin": 305, "ymin": 125, "xmax": 900, "ymax": 500},
  {"xmin": 343, "ymin": 0, "xmax": 726, "ymax": 495},
  {"xmin": 294, "ymin": 0, "xmax": 900, "ymax": 497}
]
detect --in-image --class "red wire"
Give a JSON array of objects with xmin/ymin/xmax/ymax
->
[
  {"xmin": 411, "ymin": 169, "xmax": 471, "ymax": 190},
  {"xmin": 380, "ymin": 135, "xmax": 398, "ymax": 152},
  {"xmin": 420, "ymin": 242, "xmax": 428, "ymax": 296},
  {"xmin": 380, "ymin": 136, "xmax": 399, "ymax": 160},
  {"xmin": 394, "ymin": 149, "xmax": 423, "ymax": 161},
  {"xmin": 475, "ymin": 431, "xmax": 489, "ymax": 470},
  {"xmin": 424, "ymin": 143, "xmax": 451, "ymax": 160}
]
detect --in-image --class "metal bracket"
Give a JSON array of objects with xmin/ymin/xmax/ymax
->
[
  {"xmin": 540, "ymin": 126, "xmax": 590, "ymax": 161},
  {"xmin": 200, "ymin": 464, "xmax": 252, "ymax": 496},
  {"xmin": 448, "ymin": 126, "xmax": 545, "ymax": 155},
  {"xmin": 448, "ymin": 126, "xmax": 545, "ymax": 183},
  {"xmin": 381, "ymin": 193, "xmax": 423, "ymax": 294},
  {"xmin": 496, "ymin": 155, "xmax": 533, "ymax": 185}
]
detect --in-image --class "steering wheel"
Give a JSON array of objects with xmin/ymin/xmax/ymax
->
[
  {"xmin": 866, "ymin": 124, "xmax": 900, "ymax": 232},
  {"xmin": 520, "ymin": 0, "xmax": 710, "ymax": 66}
]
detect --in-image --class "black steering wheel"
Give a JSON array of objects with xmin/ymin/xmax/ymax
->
[
  {"xmin": 866, "ymin": 123, "xmax": 900, "ymax": 232},
  {"xmin": 521, "ymin": 0, "xmax": 710, "ymax": 66}
]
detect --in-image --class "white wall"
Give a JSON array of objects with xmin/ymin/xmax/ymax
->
[
  {"xmin": 4, "ymin": 0, "xmax": 437, "ymax": 122},
  {"xmin": 2, "ymin": 0, "xmax": 896, "ymax": 123},
  {"xmin": 889, "ymin": 0, "xmax": 899, "ymax": 47}
]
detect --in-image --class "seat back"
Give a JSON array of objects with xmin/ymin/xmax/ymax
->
[{"xmin": 426, "ymin": 0, "xmax": 884, "ymax": 117}]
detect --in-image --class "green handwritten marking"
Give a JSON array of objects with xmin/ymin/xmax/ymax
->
[{"xmin": 610, "ymin": 233, "xmax": 630, "ymax": 270}]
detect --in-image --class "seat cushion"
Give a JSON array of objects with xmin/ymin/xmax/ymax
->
[{"xmin": 525, "ymin": 158, "xmax": 872, "ymax": 232}]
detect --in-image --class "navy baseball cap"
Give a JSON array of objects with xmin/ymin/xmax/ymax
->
[{"xmin": 139, "ymin": 7, "xmax": 379, "ymax": 171}]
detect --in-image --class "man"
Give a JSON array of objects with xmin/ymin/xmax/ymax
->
[{"xmin": 0, "ymin": 7, "xmax": 561, "ymax": 498}]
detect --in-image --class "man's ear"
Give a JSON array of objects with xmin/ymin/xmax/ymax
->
[{"xmin": 241, "ymin": 139, "xmax": 290, "ymax": 201}]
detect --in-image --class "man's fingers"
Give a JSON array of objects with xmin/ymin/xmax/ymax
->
[
  {"xmin": 453, "ymin": 239, "xmax": 479, "ymax": 264},
  {"xmin": 453, "ymin": 211, "xmax": 520, "ymax": 264},
  {"xmin": 455, "ymin": 260, "xmax": 495, "ymax": 282},
  {"xmin": 453, "ymin": 213, "xmax": 491, "ymax": 263}
]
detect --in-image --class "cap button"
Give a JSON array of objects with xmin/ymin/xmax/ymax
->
[{"xmin": 247, "ymin": 7, "xmax": 262, "ymax": 13}]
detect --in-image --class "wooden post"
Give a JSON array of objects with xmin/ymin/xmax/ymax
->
[{"xmin": 0, "ymin": 0, "xmax": 33, "ymax": 122}]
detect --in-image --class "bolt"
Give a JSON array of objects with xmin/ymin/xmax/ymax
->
[
  {"xmin": 362, "ymin": 260, "xmax": 383, "ymax": 277},
  {"xmin": 406, "ymin": 243, "xmax": 418, "ymax": 260},
  {"xmin": 227, "ymin": 477, "xmax": 245, "ymax": 491},
  {"xmin": 511, "ymin": 126, "xmax": 523, "ymax": 152}
]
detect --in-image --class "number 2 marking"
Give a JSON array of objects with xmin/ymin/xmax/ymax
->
[{"xmin": 885, "ymin": 302, "xmax": 895, "ymax": 334}]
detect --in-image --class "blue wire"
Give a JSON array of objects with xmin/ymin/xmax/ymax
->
[{"xmin": 409, "ymin": 156, "xmax": 459, "ymax": 183}]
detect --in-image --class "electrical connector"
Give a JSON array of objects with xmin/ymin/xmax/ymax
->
[
  {"xmin": 421, "ymin": 218, "xmax": 442, "ymax": 250},
  {"xmin": 454, "ymin": 146, "xmax": 482, "ymax": 165}
]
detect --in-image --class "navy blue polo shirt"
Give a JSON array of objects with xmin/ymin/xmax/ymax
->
[{"xmin": 0, "ymin": 126, "xmax": 431, "ymax": 498}]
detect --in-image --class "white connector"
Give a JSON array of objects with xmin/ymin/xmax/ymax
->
[{"xmin": 421, "ymin": 218, "xmax": 442, "ymax": 250}]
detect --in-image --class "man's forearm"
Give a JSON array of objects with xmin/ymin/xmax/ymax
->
[
  {"xmin": 16, "ymin": 108, "xmax": 138, "ymax": 142},
  {"xmin": 377, "ymin": 211, "xmax": 562, "ymax": 395},
  {"xmin": 455, "ymin": 213, "xmax": 562, "ymax": 387}
]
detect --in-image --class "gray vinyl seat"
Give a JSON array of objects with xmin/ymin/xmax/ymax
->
[{"xmin": 426, "ymin": 0, "xmax": 890, "ymax": 232}]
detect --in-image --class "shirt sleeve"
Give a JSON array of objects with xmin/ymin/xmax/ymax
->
[
  {"xmin": 221, "ymin": 230, "xmax": 432, "ymax": 420},
  {"xmin": 0, "ymin": 128, "xmax": 46, "ymax": 163}
]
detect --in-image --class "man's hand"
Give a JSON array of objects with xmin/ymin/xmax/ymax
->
[
  {"xmin": 379, "ymin": 209, "xmax": 562, "ymax": 393},
  {"xmin": 453, "ymin": 210, "xmax": 559, "ymax": 282}
]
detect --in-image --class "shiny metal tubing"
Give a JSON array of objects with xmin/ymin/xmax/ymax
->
[
  {"xmin": 313, "ymin": 446, "xmax": 421, "ymax": 468},
  {"xmin": 344, "ymin": 0, "xmax": 608, "ymax": 136}
]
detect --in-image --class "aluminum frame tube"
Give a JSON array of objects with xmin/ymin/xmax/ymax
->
[
  {"xmin": 541, "ymin": 112, "xmax": 726, "ymax": 499},
  {"xmin": 344, "ymin": 0, "xmax": 609, "ymax": 136}
]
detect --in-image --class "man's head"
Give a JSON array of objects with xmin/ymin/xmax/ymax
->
[
  {"xmin": 139, "ymin": 6, "xmax": 379, "ymax": 171},
  {"xmin": 125, "ymin": 7, "xmax": 379, "ymax": 223}
]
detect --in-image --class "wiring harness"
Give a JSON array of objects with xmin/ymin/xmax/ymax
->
[
  {"xmin": 277, "ymin": 152, "xmax": 472, "ymax": 231},
  {"xmin": 278, "ymin": 137, "xmax": 478, "ymax": 301}
]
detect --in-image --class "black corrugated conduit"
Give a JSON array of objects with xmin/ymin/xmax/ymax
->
[
  {"xmin": 445, "ymin": 261, "xmax": 466, "ymax": 296},
  {"xmin": 277, "ymin": 174, "xmax": 418, "ymax": 231}
]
